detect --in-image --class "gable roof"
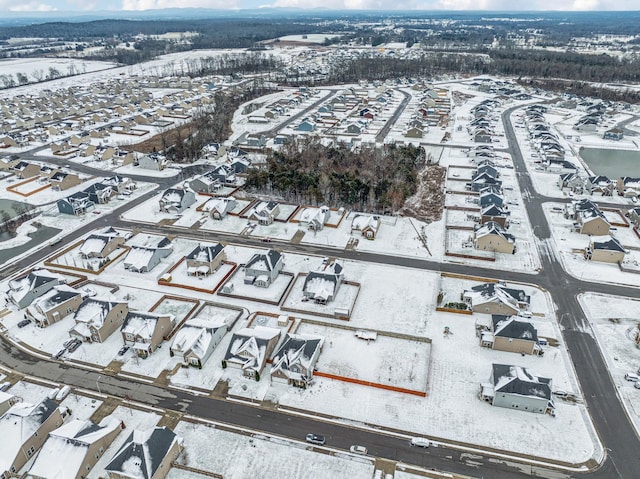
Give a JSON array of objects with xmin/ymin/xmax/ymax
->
[
  {"xmin": 186, "ymin": 244, "xmax": 224, "ymax": 263},
  {"xmin": 105, "ymin": 427, "xmax": 179, "ymax": 479},
  {"xmin": 492, "ymin": 363, "xmax": 552, "ymax": 401},
  {"xmin": 29, "ymin": 418, "xmax": 121, "ymax": 479},
  {"xmin": 271, "ymin": 333, "xmax": 324, "ymax": 380},
  {"xmin": 492, "ymin": 315, "xmax": 538, "ymax": 342},
  {"xmin": 474, "ymin": 221, "xmax": 515, "ymax": 242},
  {"xmin": 245, "ymin": 249, "xmax": 282, "ymax": 272}
]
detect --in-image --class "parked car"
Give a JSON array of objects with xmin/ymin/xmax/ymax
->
[
  {"xmin": 118, "ymin": 345, "xmax": 130, "ymax": 356},
  {"xmin": 634, "ymin": 382, "xmax": 640, "ymax": 390},
  {"xmin": 350, "ymin": 445, "xmax": 367, "ymax": 455},
  {"xmin": 0, "ymin": 382, "xmax": 11, "ymax": 392},
  {"xmin": 53, "ymin": 349, "xmax": 66, "ymax": 360},
  {"xmin": 410, "ymin": 437, "xmax": 430, "ymax": 448},
  {"xmin": 305, "ymin": 434, "xmax": 326, "ymax": 446},
  {"xmin": 17, "ymin": 319, "xmax": 31, "ymax": 328},
  {"xmin": 67, "ymin": 339, "xmax": 82, "ymax": 353},
  {"xmin": 624, "ymin": 372, "xmax": 640, "ymax": 382}
]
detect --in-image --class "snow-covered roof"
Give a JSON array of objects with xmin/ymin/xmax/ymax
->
[
  {"xmin": 105, "ymin": 426, "xmax": 180, "ymax": 479},
  {"xmin": 29, "ymin": 285, "xmax": 80, "ymax": 315},
  {"xmin": 0, "ymin": 398, "xmax": 60, "ymax": 474},
  {"xmin": 74, "ymin": 298, "xmax": 125, "ymax": 328},
  {"xmin": 122, "ymin": 311, "xmax": 170, "ymax": 340},
  {"xmin": 245, "ymin": 249, "xmax": 282, "ymax": 273},
  {"xmin": 7, "ymin": 269, "xmax": 64, "ymax": 305},
  {"xmin": 224, "ymin": 326, "xmax": 280, "ymax": 371},
  {"xmin": 186, "ymin": 244, "xmax": 224, "ymax": 263},
  {"xmin": 271, "ymin": 333, "xmax": 324, "ymax": 379},
  {"xmin": 28, "ymin": 418, "xmax": 121, "ymax": 479},
  {"xmin": 124, "ymin": 247, "xmax": 156, "ymax": 271},
  {"xmin": 492, "ymin": 363, "xmax": 552, "ymax": 401}
]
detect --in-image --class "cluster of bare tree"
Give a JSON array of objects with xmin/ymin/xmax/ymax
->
[
  {"xmin": 245, "ymin": 138, "xmax": 425, "ymax": 212},
  {"xmin": 0, "ymin": 204, "xmax": 36, "ymax": 236}
]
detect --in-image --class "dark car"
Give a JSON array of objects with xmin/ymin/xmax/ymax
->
[
  {"xmin": 306, "ymin": 434, "xmax": 326, "ymax": 446},
  {"xmin": 118, "ymin": 345, "xmax": 130, "ymax": 356},
  {"xmin": 66, "ymin": 339, "xmax": 82, "ymax": 353},
  {"xmin": 53, "ymin": 349, "xmax": 66, "ymax": 360},
  {"xmin": 17, "ymin": 319, "xmax": 31, "ymax": 328}
]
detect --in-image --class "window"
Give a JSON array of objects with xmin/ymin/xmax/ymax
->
[{"xmin": 27, "ymin": 446, "xmax": 35, "ymax": 456}]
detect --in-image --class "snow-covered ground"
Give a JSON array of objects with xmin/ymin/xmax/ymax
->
[{"xmin": 0, "ymin": 58, "xmax": 117, "ymax": 85}]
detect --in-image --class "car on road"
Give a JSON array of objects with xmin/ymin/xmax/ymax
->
[
  {"xmin": 350, "ymin": 445, "xmax": 367, "ymax": 455},
  {"xmin": 53, "ymin": 349, "xmax": 66, "ymax": 360},
  {"xmin": 66, "ymin": 339, "xmax": 82, "ymax": 352},
  {"xmin": 410, "ymin": 437, "xmax": 430, "ymax": 448},
  {"xmin": 17, "ymin": 319, "xmax": 31, "ymax": 328},
  {"xmin": 306, "ymin": 434, "xmax": 326, "ymax": 446},
  {"xmin": 625, "ymin": 372, "xmax": 640, "ymax": 382},
  {"xmin": 118, "ymin": 345, "xmax": 130, "ymax": 356}
]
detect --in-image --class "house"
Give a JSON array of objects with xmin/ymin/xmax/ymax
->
[
  {"xmin": 482, "ymin": 364, "xmax": 554, "ymax": 415},
  {"xmin": 557, "ymin": 173, "xmax": 584, "ymax": 193},
  {"xmin": 244, "ymin": 249, "xmax": 283, "ymax": 287},
  {"xmin": 299, "ymin": 206, "xmax": 330, "ymax": 231},
  {"xmin": 463, "ymin": 282, "xmax": 530, "ymax": 315},
  {"xmin": 203, "ymin": 197, "xmax": 236, "ymax": 219},
  {"xmin": 25, "ymin": 285, "xmax": 83, "ymax": 327},
  {"xmin": 104, "ymin": 426, "xmax": 183, "ymax": 479},
  {"xmin": 49, "ymin": 171, "xmax": 82, "ymax": 191},
  {"xmin": 121, "ymin": 311, "xmax": 175, "ymax": 358},
  {"xmin": 28, "ymin": 418, "xmax": 122, "ymax": 479},
  {"xmin": 568, "ymin": 199, "xmax": 610, "ymax": 235},
  {"xmin": 480, "ymin": 315, "xmax": 542, "ymax": 355},
  {"xmin": 628, "ymin": 207, "xmax": 640, "ymax": 229},
  {"xmin": 603, "ymin": 127, "xmax": 624, "ymax": 141},
  {"xmin": 11, "ymin": 161, "xmax": 41, "ymax": 179},
  {"xmin": 84, "ymin": 182, "xmax": 116, "ymax": 205},
  {"xmin": 586, "ymin": 176, "xmax": 613, "ymax": 196},
  {"xmin": 474, "ymin": 221, "xmax": 516, "ymax": 254},
  {"xmin": 585, "ymin": 236, "xmax": 626, "ymax": 263},
  {"xmin": 123, "ymin": 235, "xmax": 172, "ymax": 273},
  {"xmin": 57, "ymin": 192, "xmax": 95, "ymax": 216},
  {"xmin": 7, "ymin": 269, "xmax": 64, "ymax": 309},
  {"xmin": 350, "ymin": 214, "xmax": 381, "ymax": 239},
  {"xmin": 545, "ymin": 158, "xmax": 578, "ymax": 175},
  {"xmin": 103, "ymin": 175, "xmax": 136, "ymax": 193},
  {"xmin": 616, "ymin": 177, "xmax": 640, "ymax": 198},
  {"xmin": 0, "ymin": 155, "xmax": 21, "ymax": 171},
  {"xmin": 158, "ymin": 188, "xmax": 196, "ymax": 214},
  {"xmin": 137, "ymin": 152, "xmax": 168, "ymax": 171},
  {"xmin": 190, "ymin": 172, "xmax": 222, "ymax": 194},
  {"xmin": 296, "ymin": 119, "xmax": 316, "ymax": 132},
  {"xmin": 80, "ymin": 228, "xmax": 125, "ymax": 259},
  {"xmin": 270, "ymin": 333, "xmax": 324, "ymax": 388},
  {"xmin": 69, "ymin": 299, "xmax": 128, "ymax": 343},
  {"xmin": 0, "ymin": 391, "xmax": 18, "ymax": 417},
  {"xmin": 478, "ymin": 191, "xmax": 504, "ymax": 208},
  {"xmin": 480, "ymin": 205, "xmax": 510, "ymax": 228},
  {"xmin": 405, "ymin": 126, "xmax": 424, "ymax": 138},
  {"xmin": 303, "ymin": 261, "xmax": 344, "ymax": 304},
  {"xmin": 170, "ymin": 317, "xmax": 227, "ymax": 368},
  {"xmin": 223, "ymin": 326, "xmax": 281, "ymax": 378},
  {"xmin": 0, "ymin": 398, "xmax": 68, "ymax": 479},
  {"xmin": 573, "ymin": 116, "xmax": 599, "ymax": 132},
  {"xmin": 468, "ymin": 173, "xmax": 502, "ymax": 193},
  {"xmin": 185, "ymin": 243, "xmax": 225, "ymax": 276},
  {"xmin": 248, "ymin": 201, "xmax": 280, "ymax": 225}
]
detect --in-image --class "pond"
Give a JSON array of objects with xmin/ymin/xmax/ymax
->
[
  {"xmin": 0, "ymin": 198, "xmax": 35, "ymax": 219},
  {"xmin": 579, "ymin": 147, "xmax": 640, "ymax": 178}
]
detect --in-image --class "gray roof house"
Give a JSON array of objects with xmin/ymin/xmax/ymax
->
[
  {"xmin": 479, "ymin": 315, "xmax": 542, "ymax": 355},
  {"xmin": 203, "ymin": 197, "xmax": 236, "ymax": 220},
  {"xmin": 137, "ymin": 152, "xmax": 168, "ymax": 171},
  {"xmin": 248, "ymin": 201, "xmax": 280, "ymax": 225},
  {"xmin": 123, "ymin": 236, "xmax": 172, "ymax": 273},
  {"xmin": 158, "ymin": 188, "xmax": 196, "ymax": 214},
  {"xmin": 224, "ymin": 326, "xmax": 281, "ymax": 378},
  {"xmin": 302, "ymin": 261, "xmax": 344, "ymax": 304},
  {"xmin": 244, "ymin": 249, "xmax": 283, "ymax": 288},
  {"xmin": 25, "ymin": 285, "xmax": 83, "ymax": 328},
  {"xmin": 105, "ymin": 426, "xmax": 183, "ymax": 479},
  {"xmin": 482, "ymin": 364, "xmax": 554, "ymax": 415},
  {"xmin": 28, "ymin": 418, "xmax": 122, "ymax": 479},
  {"xmin": 0, "ymin": 398, "xmax": 68, "ymax": 479},
  {"xmin": 270, "ymin": 333, "xmax": 324, "ymax": 387},
  {"xmin": 69, "ymin": 299, "xmax": 128, "ymax": 343},
  {"xmin": 7, "ymin": 269, "xmax": 64, "ymax": 309},
  {"xmin": 185, "ymin": 243, "xmax": 225, "ymax": 276},
  {"xmin": 170, "ymin": 318, "xmax": 227, "ymax": 368},
  {"xmin": 121, "ymin": 311, "xmax": 175, "ymax": 358},
  {"xmin": 463, "ymin": 282, "xmax": 530, "ymax": 316}
]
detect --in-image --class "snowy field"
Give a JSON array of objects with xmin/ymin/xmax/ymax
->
[
  {"xmin": 579, "ymin": 293, "xmax": 640, "ymax": 435},
  {"xmin": 0, "ymin": 58, "xmax": 117, "ymax": 85},
  {"xmin": 170, "ymin": 420, "xmax": 374, "ymax": 479}
]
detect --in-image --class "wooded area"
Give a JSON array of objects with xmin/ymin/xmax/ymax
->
[{"xmin": 245, "ymin": 139, "xmax": 426, "ymax": 213}]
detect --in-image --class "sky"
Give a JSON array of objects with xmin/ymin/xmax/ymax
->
[{"xmin": 1, "ymin": 0, "xmax": 639, "ymax": 13}]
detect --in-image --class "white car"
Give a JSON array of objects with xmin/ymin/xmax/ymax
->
[
  {"xmin": 350, "ymin": 445, "xmax": 367, "ymax": 455},
  {"xmin": 410, "ymin": 437, "xmax": 430, "ymax": 448},
  {"xmin": 625, "ymin": 372, "xmax": 640, "ymax": 382}
]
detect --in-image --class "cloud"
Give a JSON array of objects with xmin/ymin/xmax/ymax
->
[
  {"xmin": 0, "ymin": 0, "xmax": 56, "ymax": 11},
  {"xmin": 122, "ymin": 0, "xmax": 238, "ymax": 10}
]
